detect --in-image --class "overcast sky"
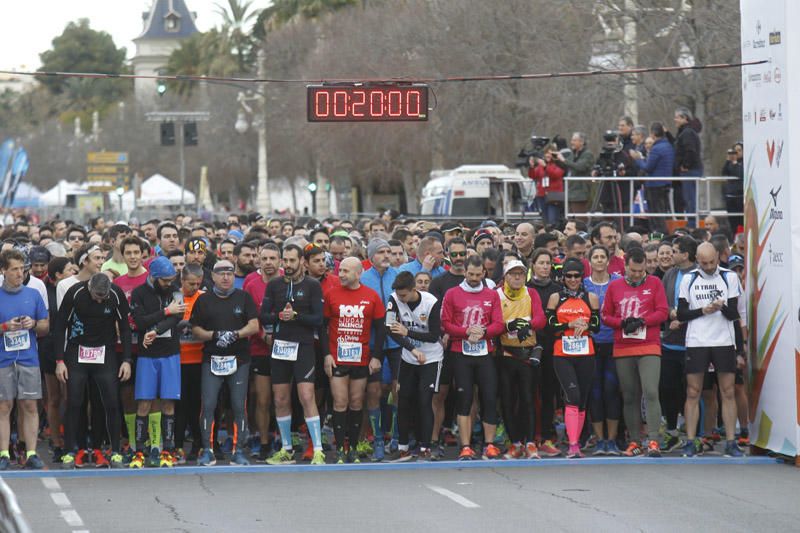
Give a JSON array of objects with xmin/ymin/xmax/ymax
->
[{"xmin": 1, "ymin": 0, "xmax": 272, "ymax": 71}]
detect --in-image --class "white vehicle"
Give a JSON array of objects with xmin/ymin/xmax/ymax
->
[{"xmin": 419, "ymin": 165, "xmax": 535, "ymax": 218}]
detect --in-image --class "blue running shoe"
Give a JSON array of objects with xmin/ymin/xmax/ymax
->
[
  {"xmin": 230, "ymin": 449, "xmax": 250, "ymax": 465},
  {"xmin": 592, "ymin": 440, "xmax": 608, "ymax": 456},
  {"xmin": 249, "ymin": 438, "xmax": 261, "ymax": 457},
  {"xmin": 25, "ymin": 454, "xmax": 44, "ymax": 470},
  {"xmin": 724, "ymin": 440, "xmax": 743, "ymax": 458},
  {"xmin": 372, "ymin": 440, "xmax": 385, "ymax": 462},
  {"xmin": 605, "ymin": 440, "xmax": 621, "ymax": 456},
  {"xmin": 681, "ymin": 441, "xmax": 696, "ymax": 457},
  {"xmin": 0, "ymin": 456, "xmax": 9, "ymax": 470},
  {"xmin": 221, "ymin": 437, "xmax": 233, "ymax": 454},
  {"xmin": 197, "ymin": 449, "xmax": 217, "ymax": 466}
]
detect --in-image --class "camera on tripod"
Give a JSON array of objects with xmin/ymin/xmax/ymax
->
[
  {"xmin": 593, "ymin": 130, "xmax": 625, "ymax": 177},
  {"xmin": 516, "ymin": 132, "xmax": 565, "ymax": 170}
]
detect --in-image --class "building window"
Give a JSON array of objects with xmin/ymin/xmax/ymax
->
[{"xmin": 165, "ymin": 15, "xmax": 180, "ymax": 32}]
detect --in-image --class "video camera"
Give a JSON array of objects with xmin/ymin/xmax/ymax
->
[
  {"xmin": 593, "ymin": 130, "xmax": 624, "ymax": 177},
  {"xmin": 515, "ymin": 131, "xmax": 565, "ymax": 170}
]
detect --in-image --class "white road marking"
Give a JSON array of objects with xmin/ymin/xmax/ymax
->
[
  {"xmin": 60, "ymin": 509, "xmax": 84, "ymax": 527},
  {"xmin": 426, "ymin": 485, "xmax": 480, "ymax": 508},
  {"xmin": 41, "ymin": 477, "xmax": 61, "ymax": 490},
  {"xmin": 50, "ymin": 492, "xmax": 71, "ymax": 508}
]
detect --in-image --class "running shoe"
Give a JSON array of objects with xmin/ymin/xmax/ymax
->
[
  {"xmin": 347, "ymin": 450, "xmax": 360, "ymax": 464},
  {"xmin": 435, "ymin": 442, "xmax": 445, "ymax": 459},
  {"xmin": 302, "ymin": 445, "xmax": 314, "ymax": 462},
  {"xmin": 24, "ymin": 454, "xmax": 44, "ymax": 470},
  {"xmin": 93, "ymin": 449, "xmax": 110, "ymax": 468},
  {"xmin": 417, "ymin": 449, "xmax": 432, "ymax": 462},
  {"xmin": 0, "ymin": 456, "xmax": 9, "ymax": 471},
  {"xmin": 593, "ymin": 440, "xmax": 608, "ymax": 456},
  {"xmin": 249, "ymin": 438, "xmax": 261, "ymax": 457},
  {"xmin": 525, "ymin": 442, "xmax": 541, "ymax": 459},
  {"xmin": 647, "ymin": 440, "xmax": 661, "ymax": 458},
  {"xmin": 173, "ymin": 449, "xmax": 187, "ymax": 465},
  {"xmin": 221, "ymin": 436, "xmax": 233, "ymax": 454},
  {"xmin": 458, "ymin": 446, "xmax": 476, "ymax": 461},
  {"xmin": 443, "ymin": 430, "xmax": 458, "ymax": 447},
  {"xmin": 336, "ymin": 448, "xmax": 347, "ymax": 464},
  {"xmin": 110, "ymin": 453, "xmax": 124, "ymax": 468},
  {"xmin": 701, "ymin": 437, "xmax": 716, "ymax": 453},
  {"xmin": 494, "ymin": 423, "xmax": 508, "ymax": 445},
  {"xmin": 724, "ymin": 440, "xmax": 744, "ymax": 458},
  {"xmin": 681, "ymin": 441, "xmax": 696, "ymax": 457},
  {"xmin": 371, "ymin": 441, "xmax": 385, "ymax": 462},
  {"xmin": 148, "ymin": 447, "xmax": 161, "ymax": 468},
  {"xmin": 737, "ymin": 435, "xmax": 750, "ymax": 448},
  {"xmin": 504, "ymin": 442, "xmax": 523, "ymax": 460},
  {"xmin": 390, "ymin": 449, "xmax": 413, "ymax": 463},
  {"xmin": 61, "ymin": 453, "xmax": 76, "ymax": 469},
  {"xmin": 605, "ymin": 440, "xmax": 621, "ymax": 456},
  {"xmin": 311, "ymin": 450, "xmax": 326, "ymax": 465},
  {"xmin": 386, "ymin": 438, "xmax": 399, "ymax": 454},
  {"xmin": 74, "ymin": 449, "xmax": 89, "ymax": 468},
  {"xmin": 266, "ymin": 448, "xmax": 296, "ymax": 465},
  {"xmin": 257, "ymin": 447, "xmax": 272, "ymax": 463},
  {"xmin": 159, "ymin": 451, "xmax": 175, "ymax": 468},
  {"xmin": 538, "ymin": 440, "xmax": 562, "ymax": 457},
  {"xmin": 52, "ymin": 446, "xmax": 65, "ymax": 464},
  {"xmin": 710, "ymin": 430, "xmax": 722, "ymax": 442},
  {"xmin": 482, "ymin": 443, "xmax": 502, "ymax": 460},
  {"xmin": 356, "ymin": 440, "xmax": 372, "ymax": 458},
  {"xmin": 197, "ymin": 449, "xmax": 216, "ymax": 467},
  {"xmin": 581, "ymin": 434, "xmax": 598, "ymax": 451},
  {"xmin": 566, "ymin": 444, "xmax": 584, "ymax": 459},
  {"xmin": 121, "ymin": 444, "xmax": 134, "ymax": 464},
  {"xmin": 623, "ymin": 442, "xmax": 643, "ymax": 457},
  {"xmin": 129, "ymin": 451, "xmax": 146, "ymax": 469},
  {"xmin": 662, "ymin": 434, "xmax": 682, "ymax": 453},
  {"xmin": 230, "ymin": 450, "xmax": 250, "ymax": 465}
]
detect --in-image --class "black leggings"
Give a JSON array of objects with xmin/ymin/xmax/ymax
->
[
  {"xmin": 175, "ymin": 363, "xmax": 202, "ymax": 450},
  {"xmin": 453, "ymin": 354, "xmax": 498, "ymax": 425},
  {"xmin": 590, "ymin": 343, "xmax": 621, "ymax": 422},
  {"xmin": 660, "ymin": 348, "xmax": 686, "ymax": 432},
  {"xmin": 397, "ymin": 359, "xmax": 441, "ymax": 449},
  {"xmin": 538, "ymin": 338, "xmax": 558, "ymax": 440},
  {"xmin": 498, "ymin": 356, "xmax": 537, "ymax": 444},
  {"xmin": 64, "ymin": 351, "xmax": 122, "ymax": 453},
  {"xmin": 553, "ymin": 356, "xmax": 595, "ymax": 410}
]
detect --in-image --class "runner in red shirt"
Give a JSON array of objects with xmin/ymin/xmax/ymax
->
[{"xmin": 323, "ymin": 257, "xmax": 386, "ymax": 464}]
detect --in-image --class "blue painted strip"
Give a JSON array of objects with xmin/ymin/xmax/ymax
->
[{"xmin": 0, "ymin": 456, "xmax": 779, "ymax": 479}]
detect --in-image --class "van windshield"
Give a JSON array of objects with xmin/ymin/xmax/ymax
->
[{"xmin": 452, "ymin": 197, "xmax": 489, "ymax": 216}]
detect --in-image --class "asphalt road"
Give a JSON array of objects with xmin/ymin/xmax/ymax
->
[{"xmin": 3, "ymin": 459, "xmax": 798, "ymax": 532}]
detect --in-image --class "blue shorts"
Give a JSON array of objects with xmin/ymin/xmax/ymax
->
[{"xmin": 135, "ymin": 354, "xmax": 181, "ymax": 401}]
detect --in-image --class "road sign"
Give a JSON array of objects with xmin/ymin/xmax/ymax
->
[
  {"xmin": 87, "ymin": 152, "xmax": 128, "ymax": 165},
  {"xmin": 87, "ymin": 165, "xmax": 129, "ymax": 175}
]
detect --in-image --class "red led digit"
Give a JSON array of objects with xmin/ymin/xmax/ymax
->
[
  {"xmin": 387, "ymin": 90, "xmax": 402, "ymax": 117},
  {"xmin": 315, "ymin": 90, "xmax": 330, "ymax": 118},
  {"xmin": 370, "ymin": 90, "xmax": 384, "ymax": 116},
  {"xmin": 406, "ymin": 90, "xmax": 421, "ymax": 117},
  {"xmin": 333, "ymin": 90, "xmax": 348, "ymax": 117},
  {"xmin": 352, "ymin": 90, "xmax": 366, "ymax": 117}
]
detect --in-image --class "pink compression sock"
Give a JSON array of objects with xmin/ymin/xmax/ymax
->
[{"xmin": 565, "ymin": 405, "xmax": 581, "ymax": 446}]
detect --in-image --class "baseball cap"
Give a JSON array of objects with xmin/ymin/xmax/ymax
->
[
  {"xmin": 729, "ymin": 254, "xmax": 744, "ymax": 270},
  {"xmin": 149, "ymin": 256, "xmax": 177, "ymax": 279},
  {"xmin": 440, "ymin": 222, "xmax": 465, "ymax": 234},
  {"xmin": 503, "ymin": 260, "xmax": 527, "ymax": 276}
]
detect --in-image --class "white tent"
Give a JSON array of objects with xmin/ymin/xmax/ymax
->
[
  {"xmin": 40, "ymin": 180, "xmax": 89, "ymax": 206},
  {"xmin": 137, "ymin": 174, "xmax": 196, "ymax": 206},
  {"xmin": 10, "ymin": 182, "xmax": 42, "ymax": 207}
]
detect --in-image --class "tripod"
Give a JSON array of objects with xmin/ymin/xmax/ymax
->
[{"xmin": 588, "ymin": 172, "xmax": 626, "ymax": 230}]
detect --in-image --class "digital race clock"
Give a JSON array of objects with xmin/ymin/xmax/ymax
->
[{"xmin": 307, "ymin": 84, "xmax": 429, "ymax": 122}]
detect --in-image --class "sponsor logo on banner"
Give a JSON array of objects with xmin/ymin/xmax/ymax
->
[
  {"xmin": 766, "ymin": 140, "xmax": 784, "ymax": 168},
  {"xmin": 759, "ymin": 109, "xmax": 768, "ymax": 122},
  {"xmin": 769, "ymin": 31, "xmax": 781, "ymax": 45},
  {"xmin": 763, "ymin": 70, "xmax": 772, "ymax": 83},
  {"xmin": 774, "ymin": 67, "xmax": 781, "ymax": 83},
  {"xmin": 768, "ymin": 243, "xmax": 784, "ymax": 266},
  {"xmin": 768, "ymin": 185, "xmax": 783, "ymax": 219}
]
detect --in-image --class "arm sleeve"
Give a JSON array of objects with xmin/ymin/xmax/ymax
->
[
  {"xmin": 53, "ymin": 286, "xmax": 74, "ymax": 360},
  {"xmin": 734, "ymin": 319, "xmax": 743, "ymax": 352},
  {"xmin": 318, "ymin": 318, "xmax": 330, "ymax": 356},
  {"xmin": 720, "ymin": 298, "xmax": 740, "ymax": 321},
  {"xmin": 260, "ymin": 282, "xmax": 279, "ymax": 327},
  {"xmin": 484, "ymin": 292, "xmax": 506, "ymax": 338},
  {"xmin": 528, "ymin": 289, "xmax": 546, "ymax": 331},
  {"xmin": 440, "ymin": 293, "xmax": 468, "ymax": 338},
  {"xmin": 677, "ymin": 298, "xmax": 704, "ymax": 321},
  {"xmin": 294, "ymin": 282, "xmax": 324, "ymax": 328},
  {"xmin": 588, "ymin": 296, "xmax": 601, "ymax": 334},
  {"xmin": 644, "ymin": 282, "xmax": 669, "ymax": 327},
  {"xmin": 546, "ymin": 307, "xmax": 567, "ymax": 334},
  {"xmin": 406, "ymin": 300, "xmax": 442, "ymax": 343},
  {"xmin": 600, "ymin": 285, "xmax": 622, "ymax": 328},
  {"xmin": 371, "ymin": 317, "xmax": 386, "ymax": 361}
]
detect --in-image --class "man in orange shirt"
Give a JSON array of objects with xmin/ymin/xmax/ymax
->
[{"xmin": 174, "ymin": 264, "xmax": 205, "ymax": 463}]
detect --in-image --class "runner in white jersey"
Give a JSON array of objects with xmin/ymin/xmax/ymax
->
[
  {"xmin": 385, "ymin": 271, "xmax": 443, "ymax": 462},
  {"xmin": 677, "ymin": 242, "xmax": 743, "ymax": 457}
]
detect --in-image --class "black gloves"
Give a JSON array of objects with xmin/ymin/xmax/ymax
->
[
  {"xmin": 517, "ymin": 325, "xmax": 533, "ymax": 342},
  {"xmin": 622, "ymin": 317, "xmax": 645, "ymax": 335},
  {"xmin": 506, "ymin": 318, "xmax": 529, "ymax": 332},
  {"xmin": 214, "ymin": 330, "xmax": 239, "ymax": 348}
]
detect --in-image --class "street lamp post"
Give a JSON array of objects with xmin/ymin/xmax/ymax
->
[{"xmin": 235, "ymin": 49, "xmax": 270, "ymax": 214}]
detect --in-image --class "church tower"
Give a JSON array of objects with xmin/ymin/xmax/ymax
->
[{"xmin": 131, "ymin": 0, "xmax": 199, "ymax": 102}]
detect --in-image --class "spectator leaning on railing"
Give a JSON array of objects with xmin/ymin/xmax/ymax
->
[{"xmin": 629, "ymin": 122, "xmax": 675, "ymax": 233}]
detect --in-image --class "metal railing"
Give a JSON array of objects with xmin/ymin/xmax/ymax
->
[
  {"xmin": 564, "ymin": 175, "xmax": 743, "ymax": 227},
  {"xmin": 0, "ymin": 478, "xmax": 31, "ymax": 533}
]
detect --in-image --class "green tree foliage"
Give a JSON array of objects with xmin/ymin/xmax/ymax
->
[{"xmin": 36, "ymin": 19, "xmax": 131, "ymax": 115}]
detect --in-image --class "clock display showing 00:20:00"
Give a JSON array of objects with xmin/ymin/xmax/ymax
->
[{"xmin": 307, "ymin": 85, "xmax": 429, "ymax": 122}]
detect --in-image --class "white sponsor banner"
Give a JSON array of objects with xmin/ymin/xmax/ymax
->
[{"xmin": 740, "ymin": 0, "xmax": 799, "ymax": 457}]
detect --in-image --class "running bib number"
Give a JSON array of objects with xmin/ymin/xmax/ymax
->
[
  {"xmin": 462, "ymin": 340, "xmax": 488, "ymax": 356},
  {"xmin": 622, "ymin": 325, "xmax": 647, "ymax": 340},
  {"xmin": 337, "ymin": 342, "xmax": 363, "ymax": 363},
  {"xmin": 78, "ymin": 345, "xmax": 106, "ymax": 364},
  {"xmin": 271, "ymin": 340, "xmax": 299, "ymax": 361},
  {"xmin": 562, "ymin": 336, "xmax": 589, "ymax": 355},
  {"xmin": 210, "ymin": 355, "xmax": 238, "ymax": 376},
  {"xmin": 3, "ymin": 330, "xmax": 30, "ymax": 352}
]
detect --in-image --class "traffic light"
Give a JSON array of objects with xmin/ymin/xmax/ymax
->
[
  {"xmin": 184, "ymin": 122, "xmax": 198, "ymax": 146},
  {"xmin": 160, "ymin": 122, "xmax": 175, "ymax": 146},
  {"xmin": 307, "ymin": 181, "xmax": 318, "ymax": 193},
  {"xmin": 156, "ymin": 78, "xmax": 168, "ymax": 96}
]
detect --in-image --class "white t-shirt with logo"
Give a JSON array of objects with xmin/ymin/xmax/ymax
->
[{"xmin": 679, "ymin": 267, "xmax": 741, "ymax": 348}]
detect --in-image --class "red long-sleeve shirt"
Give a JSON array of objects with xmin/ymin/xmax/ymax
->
[
  {"xmin": 529, "ymin": 162, "xmax": 565, "ymax": 197},
  {"xmin": 441, "ymin": 285, "xmax": 505, "ymax": 354},
  {"xmin": 601, "ymin": 275, "xmax": 668, "ymax": 357}
]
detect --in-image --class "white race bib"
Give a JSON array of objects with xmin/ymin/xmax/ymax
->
[
  {"xmin": 3, "ymin": 330, "xmax": 30, "ymax": 352},
  {"xmin": 271, "ymin": 340, "xmax": 299, "ymax": 361},
  {"xmin": 462, "ymin": 339, "xmax": 488, "ymax": 356},
  {"xmin": 210, "ymin": 355, "xmax": 238, "ymax": 376},
  {"xmin": 622, "ymin": 325, "xmax": 647, "ymax": 340},
  {"xmin": 337, "ymin": 341, "xmax": 363, "ymax": 363},
  {"xmin": 562, "ymin": 335, "xmax": 590, "ymax": 355},
  {"xmin": 78, "ymin": 345, "xmax": 106, "ymax": 364},
  {"xmin": 156, "ymin": 329, "xmax": 172, "ymax": 339}
]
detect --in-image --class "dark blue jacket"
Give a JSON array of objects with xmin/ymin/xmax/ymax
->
[{"xmin": 636, "ymin": 138, "xmax": 675, "ymax": 187}]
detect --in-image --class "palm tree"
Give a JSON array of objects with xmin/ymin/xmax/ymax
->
[{"xmin": 215, "ymin": 0, "xmax": 263, "ymax": 73}]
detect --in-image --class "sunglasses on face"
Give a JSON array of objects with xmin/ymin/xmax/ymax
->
[
  {"xmin": 449, "ymin": 251, "xmax": 467, "ymax": 257},
  {"xmin": 563, "ymin": 273, "xmax": 582, "ymax": 279}
]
